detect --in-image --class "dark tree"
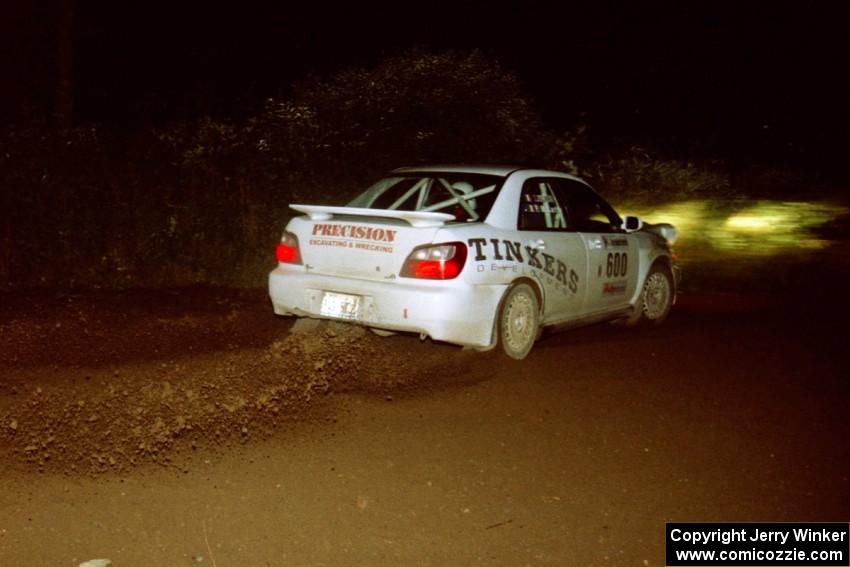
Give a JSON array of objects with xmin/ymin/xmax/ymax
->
[{"xmin": 53, "ymin": 0, "xmax": 75, "ymax": 127}]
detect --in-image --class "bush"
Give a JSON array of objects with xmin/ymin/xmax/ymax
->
[
  {"xmin": 293, "ymin": 48, "xmax": 549, "ymax": 169},
  {"xmin": 584, "ymin": 146, "xmax": 732, "ymax": 204},
  {"xmin": 1, "ymin": 49, "xmax": 554, "ymax": 289},
  {"xmin": 0, "ymin": 119, "xmax": 112, "ymax": 287}
]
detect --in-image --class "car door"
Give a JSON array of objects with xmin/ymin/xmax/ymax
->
[
  {"xmin": 516, "ymin": 178, "xmax": 587, "ymax": 324},
  {"xmin": 559, "ymin": 180, "xmax": 639, "ymax": 314}
]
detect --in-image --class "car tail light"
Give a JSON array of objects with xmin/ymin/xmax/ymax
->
[
  {"xmin": 400, "ymin": 242, "xmax": 467, "ymax": 280},
  {"xmin": 275, "ymin": 232, "xmax": 302, "ymax": 264}
]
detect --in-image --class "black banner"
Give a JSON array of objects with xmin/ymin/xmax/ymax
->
[{"xmin": 666, "ymin": 523, "xmax": 849, "ymax": 566}]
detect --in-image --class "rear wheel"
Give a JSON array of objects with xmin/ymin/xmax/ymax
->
[
  {"xmin": 623, "ymin": 264, "xmax": 674, "ymax": 326},
  {"xmin": 498, "ymin": 283, "xmax": 539, "ymax": 360}
]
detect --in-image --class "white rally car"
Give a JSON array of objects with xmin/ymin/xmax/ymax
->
[{"xmin": 269, "ymin": 166, "xmax": 679, "ymax": 359}]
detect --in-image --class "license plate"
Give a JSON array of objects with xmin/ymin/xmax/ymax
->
[{"xmin": 319, "ymin": 291, "xmax": 361, "ymax": 320}]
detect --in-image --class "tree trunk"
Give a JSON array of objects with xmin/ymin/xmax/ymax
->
[{"xmin": 54, "ymin": 0, "xmax": 74, "ymax": 127}]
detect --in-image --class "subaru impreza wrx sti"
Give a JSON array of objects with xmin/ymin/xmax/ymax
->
[{"xmin": 269, "ymin": 165, "xmax": 679, "ymax": 359}]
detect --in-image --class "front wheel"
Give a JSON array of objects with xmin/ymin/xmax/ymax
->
[
  {"xmin": 498, "ymin": 283, "xmax": 540, "ymax": 360},
  {"xmin": 623, "ymin": 264, "xmax": 674, "ymax": 326}
]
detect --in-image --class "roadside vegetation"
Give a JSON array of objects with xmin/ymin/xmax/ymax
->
[{"xmin": 1, "ymin": 49, "xmax": 844, "ymax": 291}]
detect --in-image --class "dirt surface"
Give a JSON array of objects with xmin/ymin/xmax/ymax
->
[
  {"xmin": 0, "ymin": 288, "xmax": 476, "ymax": 475},
  {"xmin": 0, "ymin": 287, "xmax": 848, "ymax": 565}
]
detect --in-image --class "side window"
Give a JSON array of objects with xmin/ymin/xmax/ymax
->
[
  {"xmin": 559, "ymin": 180, "xmax": 622, "ymax": 233},
  {"xmin": 518, "ymin": 179, "xmax": 568, "ymax": 231}
]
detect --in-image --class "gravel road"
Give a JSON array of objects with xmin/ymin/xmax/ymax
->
[{"xmin": 1, "ymin": 288, "xmax": 847, "ymax": 566}]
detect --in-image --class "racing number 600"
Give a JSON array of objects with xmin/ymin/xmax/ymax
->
[{"xmin": 606, "ymin": 252, "xmax": 628, "ymax": 278}]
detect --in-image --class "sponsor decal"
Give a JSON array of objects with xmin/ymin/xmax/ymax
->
[
  {"xmin": 309, "ymin": 239, "xmax": 350, "ymax": 248},
  {"xmin": 352, "ymin": 242, "xmax": 393, "ymax": 253},
  {"xmin": 309, "ymin": 223, "xmax": 396, "ymax": 253},
  {"xmin": 522, "ymin": 203, "xmax": 565, "ymax": 214},
  {"xmin": 467, "ymin": 238, "xmax": 579, "ymax": 294},
  {"xmin": 311, "ymin": 223, "xmax": 397, "ymax": 242},
  {"xmin": 523, "ymin": 193, "xmax": 558, "ymax": 204},
  {"xmin": 603, "ymin": 281, "xmax": 627, "ymax": 295},
  {"xmin": 603, "ymin": 236, "xmax": 629, "ymax": 248}
]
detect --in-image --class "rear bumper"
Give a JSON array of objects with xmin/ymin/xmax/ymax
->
[{"xmin": 268, "ymin": 266, "xmax": 506, "ymax": 348}]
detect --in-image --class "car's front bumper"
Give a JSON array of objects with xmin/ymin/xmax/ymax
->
[{"xmin": 268, "ymin": 266, "xmax": 506, "ymax": 348}]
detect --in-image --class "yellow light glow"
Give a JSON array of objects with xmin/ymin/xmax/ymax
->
[
  {"xmin": 725, "ymin": 215, "xmax": 775, "ymax": 231},
  {"xmin": 618, "ymin": 199, "xmax": 848, "ymax": 260}
]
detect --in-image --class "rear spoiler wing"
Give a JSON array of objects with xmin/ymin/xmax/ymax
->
[{"xmin": 290, "ymin": 204, "xmax": 455, "ymax": 228}]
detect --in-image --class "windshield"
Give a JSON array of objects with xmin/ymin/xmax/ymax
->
[{"xmin": 347, "ymin": 172, "xmax": 504, "ymax": 223}]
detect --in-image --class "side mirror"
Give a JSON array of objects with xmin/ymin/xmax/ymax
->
[{"xmin": 622, "ymin": 215, "xmax": 643, "ymax": 232}]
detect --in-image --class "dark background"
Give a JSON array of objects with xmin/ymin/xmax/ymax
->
[
  {"xmin": 2, "ymin": 0, "xmax": 849, "ymax": 177},
  {"xmin": 2, "ymin": 0, "xmax": 849, "ymax": 290}
]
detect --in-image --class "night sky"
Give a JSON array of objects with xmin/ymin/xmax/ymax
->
[{"xmin": 3, "ymin": 0, "xmax": 849, "ymax": 176}]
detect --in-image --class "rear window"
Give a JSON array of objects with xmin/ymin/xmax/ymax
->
[{"xmin": 348, "ymin": 172, "xmax": 504, "ymax": 223}]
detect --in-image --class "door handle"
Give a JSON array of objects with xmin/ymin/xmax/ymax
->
[{"xmin": 528, "ymin": 239, "xmax": 546, "ymax": 250}]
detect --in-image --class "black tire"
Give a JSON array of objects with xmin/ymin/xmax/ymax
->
[
  {"xmin": 498, "ymin": 283, "xmax": 540, "ymax": 360},
  {"xmin": 623, "ymin": 264, "xmax": 674, "ymax": 327}
]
